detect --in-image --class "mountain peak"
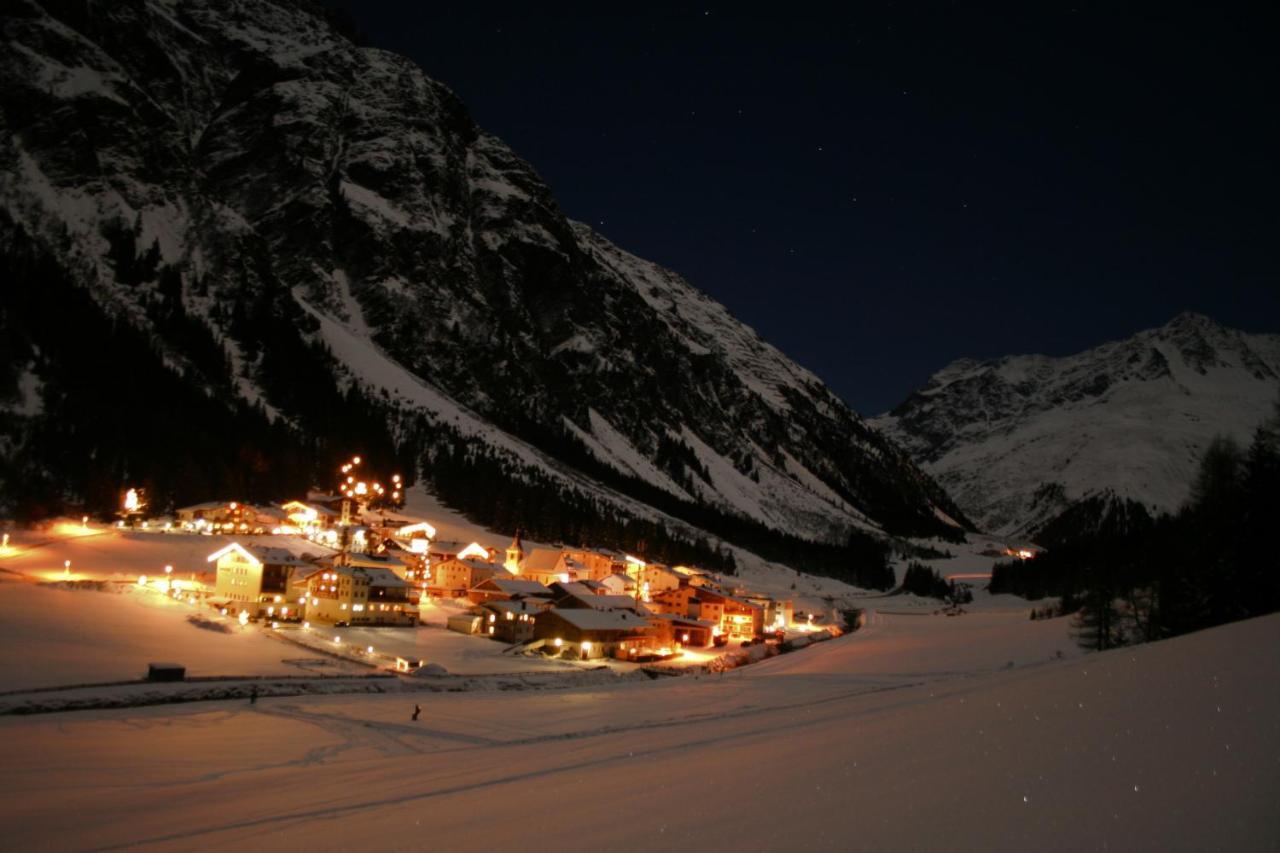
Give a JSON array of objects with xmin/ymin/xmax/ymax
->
[
  {"xmin": 1164, "ymin": 311, "xmax": 1216, "ymax": 329},
  {"xmin": 873, "ymin": 317, "xmax": 1280, "ymax": 535}
]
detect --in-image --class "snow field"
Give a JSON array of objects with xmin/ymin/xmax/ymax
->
[{"xmin": 1, "ymin": 612, "xmax": 1274, "ymax": 851}]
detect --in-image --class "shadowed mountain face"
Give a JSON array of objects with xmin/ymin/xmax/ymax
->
[
  {"xmin": 0, "ymin": 0, "xmax": 964, "ymax": 546},
  {"xmin": 874, "ymin": 313, "xmax": 1280, "ymax": 537}
]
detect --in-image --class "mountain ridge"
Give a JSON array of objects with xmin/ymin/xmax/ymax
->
[
  {"xmin": 872, "ymin": 312, "xmax": 1280, "ymax": 536},
  {"xmin": 0, "ymin": 0, "xmax": 965, "ymax": 563}
]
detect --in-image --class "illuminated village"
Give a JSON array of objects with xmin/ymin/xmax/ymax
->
[{"xmin": 57, "ymin": 457, "xmax": 830, "ymax": 678}]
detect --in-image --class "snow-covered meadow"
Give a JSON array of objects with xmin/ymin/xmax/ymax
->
[
  {"xmin": 2, "ymin": 523, "xmax": 1276, "ymax": 850},
  {"xmin": 1, "ymin": 606, "xmax": 1275, "ymax": 851}
]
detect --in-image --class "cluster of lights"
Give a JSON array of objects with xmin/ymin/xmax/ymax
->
[
  {"xmin": 122, "ymin": 488, "xmax": 144, "ymax": 514},
  {"xmin": 338, "ymin": 457, "xmax": 402, "ymax": 504}
]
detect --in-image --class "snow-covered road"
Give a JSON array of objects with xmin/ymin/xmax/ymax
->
[{"xmin": 2, "ymin": 612, "xmax": 1276, "ymax": 851}]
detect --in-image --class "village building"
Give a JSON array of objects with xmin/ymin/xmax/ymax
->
[
  {"xmin": 635, "ymin": 562, "xmax": 682, "ymax": 599},
  {"xmin": 429, "ymin": 556, "xmax": 508, "ymax": 598},
  {"xmin": 691, "ymin": 594, "xmax": 724, "ymax": 629},
  {"xmin": 649, "ymin": 585, "xmax": 764, "ymax": 639},
  {"xmin": 599, "ymin": 571, "xmax": 637, "ymax": 597},
  {"xmin": 648, "ymin": 585, "xmax": 701, "ymax": 618},
  {"xmin": 447, "ymin": 612, "xmax": 484, "ymax": 635},
  {"xmin": 339, "ymin": 551, "xmax": 412, "ymax": 584},
  {"xmin": 177, "ymin": 500, "xmax": 229, "ymax": 524},
  {"xmin": 300, "ymin": 564, "xmax": 416, "ymax": 626},
  {"xmin": 208, "ymin": 542, "xmax": 314, "ymax": 618},
  {"xmin": 673, "ymin": 565, "xmax": 717, "ymax": 588},
  {"xmin": 280, "ymin": 500, "xmax": 339, "ymax": 532},
  {"xmin": 429, "ymin": 540, "xmax": 493, "ymax": 563},
  {"xmin": 467, "ymin": 577, "xmax": 553, "ymax": 605},
  {"xmin": 478, "ymin": 598, "xmax": 543, "ymax": 643},
  {"xmin": 546, "ymin": 582, "xmax": 646, "ymax": 611},
  {"xmin": 305, "ymin": 493, "xmax": 349, "ymax": 513},
  {"xmin": 738, "ymin": 591, "xmax": 793, "ymax": 631},
  {"xmin": 649, "ymin": 613, "xmax": 718, "ymax": 648},
  {"xmin": 178, "ymin": 501, "xmax": 266, "ymax": 531},
  {"xmin": 516, "ymin": 548, "xmax": 577, "ymax": 585},
  {"xmin": 561, "ymin": 549, "xmax": 625, "ymax": 581},
  {"xmin": 393, "ymin": 520, "xmax": 437, "ymax": 554},
  {"xmin": 533, "ymin": 608, "xmax": 654, "ymax": 660},
  {"xmin": 249, "ymin": 505, "xmax": 289, "ymax": 530},
  {"xmin": 693, "ymin": 588, "xmax": 764, "ymax": 639}
]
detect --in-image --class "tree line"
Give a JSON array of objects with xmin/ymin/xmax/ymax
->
[{"xmin": 991, "ymin": 408, "xmax": 1280, "ymax": 650}]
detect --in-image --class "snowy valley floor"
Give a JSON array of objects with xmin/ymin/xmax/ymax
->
[{"xmin": 2, "ymin": 609, "xmax": 1277, "ymax": 851}]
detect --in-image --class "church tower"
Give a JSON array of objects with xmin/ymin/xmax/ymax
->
[{"xmin": 504, "ymin": 528, "xmax": 525, "ymax": 574}]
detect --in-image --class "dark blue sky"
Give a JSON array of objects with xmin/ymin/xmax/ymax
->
[{"xmin": 334, "ymin": 3, "xmax": 1279, "ymax": 415}]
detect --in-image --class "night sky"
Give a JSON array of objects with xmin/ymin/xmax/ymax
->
[{"xmin": 334, "ymin": 3, "xmax": 1278, "ymax": 415}]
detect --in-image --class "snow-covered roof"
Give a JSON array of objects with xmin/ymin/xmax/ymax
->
[
  {"xmin": 300, "ymin": 564, "xmax": 407, "ymax": 588},
  {"xmin": 281, "ymin": 500, "xmax": 338, "ymax": 517},
  {"xmin": 542, "ymin": 608, "xmax": 649, "ymax": 632},
  {"xmin": 482, "ymin": 599, "xmax": 544, "ymax": 615},
  {"xmin": 550, "ymin": 581, "xmax": 595, "ymax": 598},
  {"xmin": 207, "ymin": 542, "xmax": 313, "ymax": 568},
  {"xmin": 337, "ymin": 552, "xmax": 407, "ymax": 570},
  {"xmin": 695, "ymin": 589, "xmax": 760, "ymax": 609},
  {"xmin": 397, "ymin": 521, "xmax": 438, "ymax": 538},
  {"xmin": 360, "ymin": 567, "xmax": 408, "ymax": 589},
  {"xmin": 178, "ymin": 501, "xmax": 232, "ymax": 513},
  {"xmin": 476, "ymin": 578, "xmax": 551, "ymax": 596},
  {"xmin": 443, "ymin": 558, "xmax": 504, "ymax": 573},
  {"xmin": 594, "ymin": 594, "xmax": 648, "ymax": 612},
  {"xmin": 522, "ymin": 549, "xmax": 563, "ymax": 572}
]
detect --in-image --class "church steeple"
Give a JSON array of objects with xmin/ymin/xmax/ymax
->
[{"xmin": 505, "ymin": 528, "xmax": 525, "ymax": 574}]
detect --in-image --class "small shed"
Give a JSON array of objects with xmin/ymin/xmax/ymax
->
[
  {"xmin": 147, "ymin": 662, "xmax": 185, "ymax": 682},
  {"xmin": 447, "ymin": 613, "xmax": 483, "ymax": 635}
]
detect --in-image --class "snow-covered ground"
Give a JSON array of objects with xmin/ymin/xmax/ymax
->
[
  {"xmin": 1, "ymin": 608, "xmax": 1275, "ymax": 851},
  {"xmin": 0, "ymin": 578, "xmax": 372, "ymax": 690}
]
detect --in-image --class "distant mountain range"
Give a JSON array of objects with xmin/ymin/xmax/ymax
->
[
  {"xmin": 873, "ymin": 313, "xmax": 1280, "ymax": 538},
  {"xmin": 0, "ymin": 0, "xmax": 964, "ymax": 562}
]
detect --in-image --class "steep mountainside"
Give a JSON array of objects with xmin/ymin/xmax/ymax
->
[
  {"xmin": 873, "ymin": 313, "xmax": 1280, "ymax": 537},
  {"xmin": 0, "ymin": 0, "xmax": 964, "ymax": 556}
]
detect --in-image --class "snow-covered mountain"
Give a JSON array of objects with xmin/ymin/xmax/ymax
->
[
  {"xmin": 0, "ymin": 0, "xmax": 963, "ymax": 547},
  {"xmin": 872, "ymin": 314, "xmax": 1280, "ymax": 537}
]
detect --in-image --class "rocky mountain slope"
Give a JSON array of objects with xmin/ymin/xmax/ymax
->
[
  {"xmin": 0, "ymin": 0, "xmax": 964, "ymax": 554},
  {"xmin": 873, "ymin": 313, "xmax": 1280, "ymax": 537}
]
